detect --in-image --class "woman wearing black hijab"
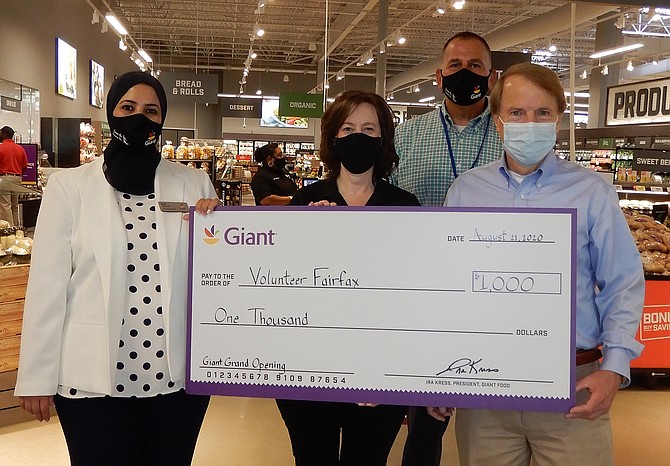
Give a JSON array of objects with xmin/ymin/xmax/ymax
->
[{"xmin": 16, "ymin": 71, "xmax": 217, "ymax": 465}]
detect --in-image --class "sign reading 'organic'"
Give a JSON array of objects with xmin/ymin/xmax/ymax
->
[{"xmin": 279, "ymin": 92, "xmax": 324, "ymax": 118}]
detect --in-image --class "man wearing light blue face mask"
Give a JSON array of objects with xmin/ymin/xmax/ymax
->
[{"xmin": 437, "ymin": 63, "xmax": 644, "ymax": 466}]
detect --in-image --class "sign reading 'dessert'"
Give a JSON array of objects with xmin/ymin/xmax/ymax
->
[
  {"xmin": 160, "ymin": 71, "xmax": 218, "ymax": 104},
  {"xmin": 187, "ymin": 207, "xmax": 577, "ymax": 413},
  {"xmin": 220, "ymin": 97, "xmax": 262, "ymax": 118},
  {"xmin": 279, "ymin": 92, "xmax": 324, "ymax": 118},
  {"xmin": 606, "ymin": 77, "xmax": 670, "ymax": 126}
]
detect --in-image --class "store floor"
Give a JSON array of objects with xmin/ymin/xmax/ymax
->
[{"xmin": 1, "ymin": 381, "xmax": 668, "ymax": 465}]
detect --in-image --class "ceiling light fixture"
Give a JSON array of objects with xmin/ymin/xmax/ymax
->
[
  {"xmin": 549, "ymin": 44, "xmax": 557, "ymax": 52},
  {"xmin": 101, "ymin": 21, "xmax": 108, "ymax": 33},
  {"xmin": 336, "ymin": 70, "xmax": 345, "ymax": 81},
  {"xmin": 397, "ymin": 34, "xmax": 407, "ymax": 45},
  {"xmin": 564, "ymin": 92, "xmax": 590, "ymax": 98},
  {"xmin": 436, "ymin": 2, "xmax": 446, "ymax": 15},
  {"xmin": 627, "ymin": 60, "xmax": 634, "ymax": 71},
  {"xmin": 414, "ymin": 85, "xmax": 420, "ymax": 93},
  {"xmin": 580, "ymin": 70, "xmax": 588, "ymax": 79},
  {"xmin": 589, "ymin": 43, "xmax": 643, "ymax": 59},
  {"xmin": 601, "ymin": 64, "xmax": 609, "ymax": 75},
  {"xmin": 105, "ymin": 13, "xmax": 127, "ymax": 35},
  {"xmin": 379, "ymin": 42, "xmax": 386, "ymax": 54},
  {"xmin": 256, "ymin": 88, "xmax": 262, "ymax": 95},
  {"xmin": 138, "ymin": 49, "xmax": 152, "ymax": 63},
  {"xmin": 118, "ymin": 39, "xmax": 127, "ymax": 51},
  {"xmin": 622, "ymin": 30, "xmax": 670, "ymax": 38},
  {"xmin": 324, "ymin": 83, "xmax": 330, "ymax": 89},
  {"xmin": 283, "ymin": 74, "xmax": 289, "ymax": 83},
  {"xmin": 91, "ymin": 11, "xmax": 100, "ymax": 24},
  {"xmin": 254, "ymin": 23, "xmax": 265, "ymax": 37},
  {"xmin": 452, "ymin": 0, "xmax": 466, "ymax": 10},
  {"xmin": 419, "ymin": 96, "xmax": 436, "ymax": 103}
]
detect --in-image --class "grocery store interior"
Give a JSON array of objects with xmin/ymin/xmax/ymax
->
[{"xmin": 2, "ymin": 0, "xmax": 670, "ymax": 464}]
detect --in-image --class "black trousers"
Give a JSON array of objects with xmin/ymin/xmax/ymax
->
[
  {"xmin": 276, "ymin": 399, "xmax": 407, "ymax": 466},
  {"xmin": 401, "ymin": 406, "xmax": 450, "ymax": 466},
  {"xmin": 54, "ymin": 389, "xmax": 210, "ymax": 466}
]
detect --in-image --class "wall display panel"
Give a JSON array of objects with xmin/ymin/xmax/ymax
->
[
  {"xmin": 260, "ymin": 99, "xmax": 308, "ymax": 128},
  {"xmin": 56, "ymin": 38, "xmax": 77, "ymax": 99},
  {"xmin": 90, "ymin": 60, "xmax": 104, "ymax": 108}
]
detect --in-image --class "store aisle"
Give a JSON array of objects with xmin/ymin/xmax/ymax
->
[{"xmin": 0, "ymin": 384, "xmax": 668, "ymax": 465}]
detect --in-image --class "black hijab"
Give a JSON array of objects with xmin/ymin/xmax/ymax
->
[{"xmin": 102, "ymin": 71, "xmax": 168, "ymax": 195}]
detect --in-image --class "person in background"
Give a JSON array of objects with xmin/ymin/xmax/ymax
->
[
  {"xmin": 0, "ymin": 125, "xmax": 28, "ymax": 226},
  {"xmin": 434, "ymin": 62, "xmax": 644, "ymax": 466},
  {"xmin": 392, "ymin": 31, "xmax": 503, "ymax": 466},
  {"xmin": 274, "ymin": 90, "xmax": 418, "ymax": 465},
  {"xmin": 15, "ymin": 71, "xmax": 217, "ymax": 466},
  {"xmin": 250, "ymin": 142, "xmax": 298, "ymax": 205}
]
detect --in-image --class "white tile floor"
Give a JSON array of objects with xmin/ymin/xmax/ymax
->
[{"xmin": 1, "ymin": 381, "xmax": 669, "ymax": 465}]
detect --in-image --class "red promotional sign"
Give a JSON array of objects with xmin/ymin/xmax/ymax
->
[{"xmin": 632, "ymin": 279, "xmax": 670, "ymax": 369}]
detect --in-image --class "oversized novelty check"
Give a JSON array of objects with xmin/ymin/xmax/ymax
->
[{"xmin": 187, "ymin": 207, "xmax": 577, "ymax": 412}]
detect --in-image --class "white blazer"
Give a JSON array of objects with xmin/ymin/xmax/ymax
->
[{"xmin": 15, "ymin": 157, "xmax": 217, "ymax": 396}]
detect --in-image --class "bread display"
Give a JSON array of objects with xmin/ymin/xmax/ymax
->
[
  {"xmin": 625, "ymin": 209, "xmax": 670, "ymax": 275},
  {"xmin": 161, "ymin": 141, "xmax": 175, "ymax": 158}
]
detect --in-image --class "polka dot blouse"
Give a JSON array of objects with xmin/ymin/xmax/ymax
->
[{"xmin": 58, "ymin": 192, "xmax": 181, "ymax": 398}]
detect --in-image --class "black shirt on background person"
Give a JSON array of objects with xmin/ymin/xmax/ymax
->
[
  {"xmin": 290, "ymin": 177, "xmax": 419, "ymax": 207},
  {"xmin": 250, "ymin": 143, "xmax": 298, "ymax": 205}
]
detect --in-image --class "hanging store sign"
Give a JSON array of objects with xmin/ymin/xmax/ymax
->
[
  {"xmin": 279, "ymin": 92, "xmax": 324, "ymax": 118},
  {"xmin": 630, "ymin": 148, "xmax": 670, "ymax": 172},
  {"xmin": 606, "ymin": 77, "xmax": 670, "ymax": 126},
  {"xmin": 634, "ymin": 137, "xmax": 652, "ymax": 148},
  {"xmin": 160, "ymin": 72, "xmax": 218, "ymax": 104},
  {"xmin": 1, "ymin": 96, "xmax": 21, "ymax": 113},
  {"xmin": 220, "ymin": 97, "xmax": 262, "ymax": 118}
]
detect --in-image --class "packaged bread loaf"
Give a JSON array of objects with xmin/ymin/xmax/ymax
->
[{"xmin": 625, "ymin": 209, "xmax": 670, "ymax": 275}]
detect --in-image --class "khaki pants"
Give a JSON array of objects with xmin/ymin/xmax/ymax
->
[
  {"xmin": 456, "ymin": 361, "xmax": 613, "ymax": 466},
  {"xmin": 0, "ymin": 174, "xmax": 21, "ymax": 227}
]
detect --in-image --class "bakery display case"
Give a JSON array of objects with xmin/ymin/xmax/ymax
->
[
  {"xmin": 161, "ymin": 137, "xmax": 218, "ymax": 184},
  {"xmin": 624, "ymin": 210, "xmax": 670, "ymax": 386}
]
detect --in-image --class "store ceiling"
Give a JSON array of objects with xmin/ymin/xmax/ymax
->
[{"xmin": 89, "ymin": 1, "xmax": 670, "ymax": 96}]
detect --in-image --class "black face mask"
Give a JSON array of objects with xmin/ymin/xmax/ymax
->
[
  {"xmin": 333, "ymin": 132, "xmax": 382, "ymax": 175},
  {"xmin": 102, "ymin": 71, "xmax": 168, "ymax": 196},
  {"xmin": 441, "ymin": 68, "xmax": 490, "ymax": 106},
  {"xmin": 272, "ymin": 157, "xmax": 287, "ymax": 171},
  {"xmin": 103, "ymin": 113, "xmax": 162, "ymax": 195},
  {"xmin": 110, "ymin": 113, "xmax": 162, "ymax": 149}
]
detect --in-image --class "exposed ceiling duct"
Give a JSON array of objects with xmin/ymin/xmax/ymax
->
[{"xmin": 386, "ymin": 3, "xmax": 619, "ymax": 93}]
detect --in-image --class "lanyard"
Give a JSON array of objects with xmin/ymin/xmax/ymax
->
[{"xmin": 439, "ymin": 109, "xmax": 491, "ymax": 179}]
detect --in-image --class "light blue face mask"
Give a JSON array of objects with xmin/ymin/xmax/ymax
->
[{"xmin": 500, "ymin": 118, "xmax": 558, "ymax": 167}]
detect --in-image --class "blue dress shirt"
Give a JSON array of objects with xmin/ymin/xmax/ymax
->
[{"xmin": 445, "ymin": 152, "xmax": 645, "ymax": 383}]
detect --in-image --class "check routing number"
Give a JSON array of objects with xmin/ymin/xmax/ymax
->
[{"xmin": 187, "ymin": 207, "xmax": 577, "ymax": 412}]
